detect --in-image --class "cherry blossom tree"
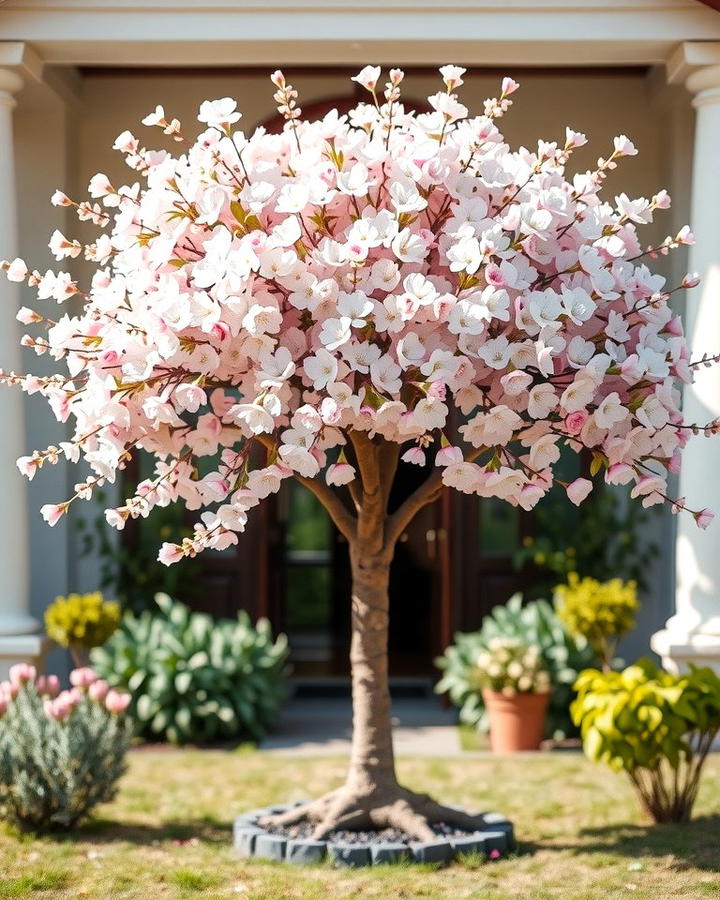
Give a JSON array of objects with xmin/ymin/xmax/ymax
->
[{"xmin": 3, "ymin": 66, "xmax": 719, "ymax": 838}]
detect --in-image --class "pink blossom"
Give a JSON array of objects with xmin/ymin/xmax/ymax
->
[
  {"xmin": 69, "ymin": 667, "xmax": 98, "ymax": 690},
  {"xmin": 16, "ymin": 456, "xmax": 39, "ymax": 480},
  {"xmin": 0, "ymin": 695, "xmax": 7, "ymax": 717},
  {"xmin": 606, "ymin": 463, "xmax": 634, "ymax": 486},
  {"xmin": 9, "ymin": 663, "xmax": 36, "ymax": 687},
  {"xmin": 0, "ymin": 66, "xmax": 710, "ymax": 558},
  {"xmin": 36, "ymin": 674, "xmax": 60, "ymax": 697},
  {"xmin": 435, "ymin": 445, "xmax": 463, "ymax": 467},
  {"xmin": 88, "ymin": 679, "xmax": 110, "ymax": 701},
  {"xmin": 401, "ymin": 447, "xmax": 426, "ymax": 466},
  {"xmin": 5, "ymin": 258, "xmax": 28, "ymax": 282},
  {"xmin": 158, "ymin": 542, "xmax": 184, "ymax": 566},
  {"xmin": 564, "ymin": 410, "xmax": 588, "ymax": 435},
  {"xmin": 326, "ymin": 462, "xmax": 356, "ymax": 486},
  {"xmin": 44, "ymin": 692, "xmax": 77, "ymax": 722},
  {"xmin": 0, "ymin": 680, "xmax": 18, "ymax": 701},
  {"xmin": 105, "ymin": 690, "xmax": 131, "ymax": 714},
  {"xmin": 566, "ymin": 478, "xmax": 593, "ymax": 506},
  {"xmin": 695, "ymin": 509, "xmax": 715, "ymax": 530},
  {"xmin": 40, "ymin": 503, "xmax": 68, "ymax": 527}
]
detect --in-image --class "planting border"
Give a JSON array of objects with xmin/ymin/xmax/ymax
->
[{"xmin": 233, "ymin": 803, "xmax": 515, "ymax": 867}]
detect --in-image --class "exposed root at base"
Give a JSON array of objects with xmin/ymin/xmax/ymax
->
[{"xmin": 259, "ymin": 785, "xmax": 482, "ymax": 842}]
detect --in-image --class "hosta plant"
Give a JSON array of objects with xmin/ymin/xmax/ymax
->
[
  {"xmin": 3, "ymin": 62, "xmax": 718, "ymax": 839},
  {"xmin": 555, "ymin": 573, "xmax": 638, "ymax": 670},
  {"xmin": 472, "ymin": 637, "xmax": 551, "ymax": 695},
  {"xmin": 572, "ymin": 660, "xmax": 720, "ymax": 823},
  {"xmin": 44, "ymin": 590, "xmax": 121, "ymax": 666},
  {"xmin": 436, "ymin": 593, "xmax": 594, "ymax": 738},
  {"xmin": 91, "ymin": 593, "xmax": 288, "ymax": 744},
  {"xmin": 0, "ymin": 664, "xmax": 131, "ymax": 832}
]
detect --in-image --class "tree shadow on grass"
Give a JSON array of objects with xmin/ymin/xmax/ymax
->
[
  {"xmin": 54, "ymin": 815, "xmax": 232, "ymax": 846},
  {"xmin": 526, "ymin": 814, "xmax": 720, "ymax": 873}
]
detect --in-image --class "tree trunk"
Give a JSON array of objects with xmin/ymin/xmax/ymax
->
[
  {"xmin": 346, "ymin": 515, "xmax": 397, "ymax": 797},
  {"xmin": 261, "ymin": 488, "xmax": 483, "ymax": 840}
]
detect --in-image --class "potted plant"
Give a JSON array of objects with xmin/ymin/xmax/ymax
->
[{"xmin": 473, "ymin": 638, "xmax": 551, "ymax": 752}]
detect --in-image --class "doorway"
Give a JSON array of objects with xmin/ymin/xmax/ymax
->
[{"xmin": 278, "ymin": 465, "xmax": 443, "ymax": 679}]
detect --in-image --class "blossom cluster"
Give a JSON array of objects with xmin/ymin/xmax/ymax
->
[
  {"xmin": 0, "ymin": 663, "xmax": 130, "ymax": 721},
  {"xmin": 473, "ymin": 637, "xmax": 551, "ymax": 695},
  {"xmin": 2, "ymin": 65, "xmax": 717, "ymax": 562}
]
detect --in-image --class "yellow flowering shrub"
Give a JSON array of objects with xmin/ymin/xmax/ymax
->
[
  {"xmin": 555, "ymin": 574, "xmax": 638, "ymax": 669},
  {"xmin": 45, "ymin": 592, "xmax": 121, "ymax": 652}
]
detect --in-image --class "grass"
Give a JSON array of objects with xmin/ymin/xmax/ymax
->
[{"xmin": 1, "ymin": 748, "xmax": 719, "ymax": 899}]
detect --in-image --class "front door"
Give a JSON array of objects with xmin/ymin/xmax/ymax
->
[{"xmin": 275, "ymin": 468, "xmax": 445, "ymax": 678}]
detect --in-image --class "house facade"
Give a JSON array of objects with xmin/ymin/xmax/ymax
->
[{"xmin": 0, "ymin": 0, "xmax": 718, "ymax": 681}]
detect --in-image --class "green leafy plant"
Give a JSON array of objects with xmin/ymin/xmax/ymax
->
[
  {"xmin": 436, "ymin": 594, "xmax": 594, "ymax": 739},
  {"xmin": 572, "ymin": 660, "xmax": 720, "ymax": 823},
  {"xmin": 555, "ymin": 574, "xmax": 638, "ymax": 671},
  {"xmin": 44, "ymin": 591, "xmax": 121, "ymax": 666},
  {"xmin": 0, "ymin": 666, "xmax": 131, "ymax": 832},
  {"xmin": 91, "ymin": 594, "xmax": 288, "ymax": 745},
  {"xmin": 514, "ymin": 486, "xmax": 659, "ymax": 594},
  {"xmin": 471, "ymin": 638, "xmax": 551, "ymax": 695}
]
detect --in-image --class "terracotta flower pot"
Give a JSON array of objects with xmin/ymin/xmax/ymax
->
[{"xmin": 482, "ymin": 689, "xmax": 550, "ymax": 753}]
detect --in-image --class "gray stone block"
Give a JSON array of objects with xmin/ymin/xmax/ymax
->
[
  {"xmin": 450, "ymin": 835, "xmax": 487, "ymax": 858},
  {"xmin": 370, "ymin": 842, "xmax": 411, "ymax": 865},
  {"xmin": 254, "ymin": 833, "xmax": 287, "ymax": 861},
  {"xmin": 286, "ymin": 839, "xmax": 327, "ymax": 865},
  {"xmin": 234, "ymin": 824, "xmax": 265, "ymax": 857},
  {"xmin": 481, "ymin": 813, "xmax": 515, "ymax": 847},
  {"xmin": 409, "ymin": 839, "xmax": 454, "ymax": 864},
  {"xmin": 479, "ymin": 829, "xmax": 508, "ymax": 855},
  {"xmin": 328, "ymin": 842, "xmax": 371, "ymax": 867}
]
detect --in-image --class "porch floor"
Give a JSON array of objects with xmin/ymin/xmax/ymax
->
[{"xmin": 260, "ymin": 694, "xmax": 462, "ymax": 757}]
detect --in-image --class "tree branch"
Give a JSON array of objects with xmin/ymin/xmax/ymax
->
[
  {"xmin": 293, "ymin": 472, "xmax": 357, "ymax": 543},
  {"xmin": 253, "ymin": 434, "xmax": 357, "ymax": 542},
  {"xmin": 384, "ymin": 445, "xmax": 483, "ymax": 549},
  {"xmin": 384, "ymin": 468, "xmax": 444, "ymax": 550}
]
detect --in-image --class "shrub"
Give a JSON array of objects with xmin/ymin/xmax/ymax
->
[
  {"xmin": 555, "ymin": 574, "xmax": 638, "ymax": 670},
  {"xmin": 0, "ymin": 664, "xmax": 131, "ymax": 832},
  {"xmin": 91, "ymin": 593, "xmax": 288, "ymax": 745},
  {"xmin": 436, "ymin": 594, "xmax": 594, "ymax": 739},
  {"xmin": 44, "ymin": 591, "xmax": 121, "ymax": 666},
  {"xmin": 472, "ymin": 638, "xmax": 551, "ymax": 695},
  {"xmin": 572, "ymin": 660, "xmax": 720, "ymax": 823}
]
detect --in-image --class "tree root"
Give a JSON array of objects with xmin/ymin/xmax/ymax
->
[{"xmin": 258, "ymin": 784, "xmax": 483, "ymax": 842}]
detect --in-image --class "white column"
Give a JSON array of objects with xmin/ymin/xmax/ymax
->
[
  {"xmin": 0, "ymin": 68, "xmax": 46, "ymax": 678},
  {"xmin": 652, "ymin": 49, "xmax": 720, "ymax": 674}
]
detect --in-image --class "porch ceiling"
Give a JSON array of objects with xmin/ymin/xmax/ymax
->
[{"xmin": 1, "ymin": 0, "xmax": 720, "ymax": 69}]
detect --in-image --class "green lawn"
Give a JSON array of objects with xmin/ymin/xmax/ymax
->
[{"xmin": 1, "ymin": 749, "xmax": 719, "ymax": 899}]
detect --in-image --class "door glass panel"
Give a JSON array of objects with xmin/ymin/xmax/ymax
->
[
  {"xmin": 285, "ymin": 565, "xmax": 331, "ymax": 631},
  {"xmin": 479, "ymin": 499, "xmax": 519, "ymax": 557},
  {"xmin": 286, "ymin": 484, "xmax": 332, "ymax": 553},
  {"xmin": 283, "ymin": 482, "xmax": 334, "ymax": 666}
]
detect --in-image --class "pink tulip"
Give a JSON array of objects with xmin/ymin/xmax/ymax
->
[
  {"xmin": 105, "ymin": 690, "xmax": 131, "ymax": 714},
  {"xmin": 0, "ymin": 680, "xmax": 18, "ymax": 701},
  {"xmin": 9, "ymin": 663, "xmax": 36, "ymax": 688},
  {"xmin": 69, "ymin": 667, "xmax": 98, "ymax": 690},
  {"xmin": 88, "ymin": 679, "xmax": 109, "ymax": 702},
  {"xmin": 36, "ymin": 674, "xmax": 60, "ymax": 697}
]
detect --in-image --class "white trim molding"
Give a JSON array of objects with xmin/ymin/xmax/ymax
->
[{"xmin": 1, "ymin": 0, "xmax": 720, "ymax": 68}]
